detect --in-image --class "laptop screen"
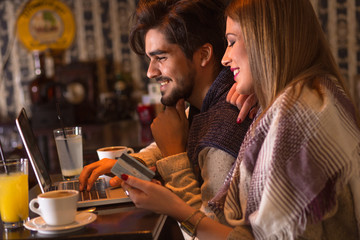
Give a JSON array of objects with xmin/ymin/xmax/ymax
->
[{"xmin": 16, "ymin": 108, "xmax": 52, "ymax": 192}]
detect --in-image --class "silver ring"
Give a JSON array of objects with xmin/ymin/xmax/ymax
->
[{"xmin": 125, "ymin": 190, "xmax": 129, "ymax": 196}]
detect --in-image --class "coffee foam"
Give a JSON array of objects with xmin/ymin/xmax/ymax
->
[{"xmin": 41, "ymin": 191, "xmax": 77, "ymax": 199}]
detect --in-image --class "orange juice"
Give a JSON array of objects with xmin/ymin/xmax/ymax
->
[{"xmin": 0, "ymin": 173, "xmax": 29, "ymax": 223}]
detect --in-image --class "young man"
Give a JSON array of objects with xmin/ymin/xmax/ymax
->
[{"xmin": 79, "ymin": 0, "xmax": 252, "ymax": 223}]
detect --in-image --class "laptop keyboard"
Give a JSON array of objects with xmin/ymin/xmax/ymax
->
[{"xmin": 59, "ymin": 178, "xmax": 109, "ymax": 201}]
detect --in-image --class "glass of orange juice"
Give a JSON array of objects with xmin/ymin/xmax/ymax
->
[{"xmin": 0, "ymin": 158, "xmax": 29, "ymax": 229}]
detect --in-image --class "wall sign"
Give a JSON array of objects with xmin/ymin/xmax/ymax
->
[{"xmin": 17, "ymin": 0, "xmax": 75, "ymax": 51}]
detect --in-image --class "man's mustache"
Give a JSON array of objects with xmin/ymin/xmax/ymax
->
[{"xmin": 155, "ymin": 76, "xmax": 172, "ymax": 82}]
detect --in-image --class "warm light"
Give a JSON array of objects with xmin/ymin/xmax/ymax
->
[{"xmin": 31, "ymin": 86, "xmax": 38, "ymax": 92}]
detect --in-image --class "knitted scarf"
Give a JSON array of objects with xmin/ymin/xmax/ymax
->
[{"xmin": 187, "ymin": 67, "xmax": 252, "ymax": 179}]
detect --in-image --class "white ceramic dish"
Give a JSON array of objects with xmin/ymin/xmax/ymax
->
[{"xmin": 24, "ymin": 212, "xmax": 97, "ymax": 234}]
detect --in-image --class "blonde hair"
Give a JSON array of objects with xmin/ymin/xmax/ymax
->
[{"xmin": 225, "ymin": 0, "xmax": 349, "ymax": 110}]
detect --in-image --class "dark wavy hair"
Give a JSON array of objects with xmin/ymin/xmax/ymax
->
[{"xmin": 130, "ymin": 0, "xmax": 226, "ymax": 70}]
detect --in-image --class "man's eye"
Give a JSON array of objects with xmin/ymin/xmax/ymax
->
[{"xmin": 157, "ymin": 56, "xmax": 166, "ymax": 61}]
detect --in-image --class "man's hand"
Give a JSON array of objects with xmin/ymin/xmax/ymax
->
[
  {"xmin": 78, "ymin": 158, "xmax": 117, "ymax": 191},
  {"xmin": 226, "ymin": 83, "xmax": 258, "ymax": 122},
  {"xmin": 151, "ymin": 99, "xmax": 189, "ymax": 157}
]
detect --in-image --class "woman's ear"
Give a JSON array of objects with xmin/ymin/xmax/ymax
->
[{"xmin": 198, "ymin": 43, "xmax": 213, "ymax": 67}]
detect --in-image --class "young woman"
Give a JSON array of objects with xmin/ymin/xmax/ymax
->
[{"xmin": 121, "ymin": 0, "xmax": 360, "ymax": 239}]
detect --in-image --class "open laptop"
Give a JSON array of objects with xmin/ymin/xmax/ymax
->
[{"xmin": 15, "ymin": 108, "xmax": 131, "ymax": 208}]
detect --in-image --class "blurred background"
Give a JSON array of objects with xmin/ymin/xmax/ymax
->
[
  {"xmin": 0, "ymin": 0, "xmax": 359, "ymax": 121},
  {"xmin": 0, "ymin": 0, "xmax": 359, "ymax": 179}
]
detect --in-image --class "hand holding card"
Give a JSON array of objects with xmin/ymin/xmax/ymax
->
[{"xmin": 110, "ymin": 153, "xmax": 155, "ymax": 181}]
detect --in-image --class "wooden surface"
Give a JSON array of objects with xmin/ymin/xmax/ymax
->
[
  {"xmin": 1, "ymin": 182, "xmax": 184, "ymax": 240},
  {"xmin": 0, "ymin": 120, "xmax": 184, "ymax": 239}
]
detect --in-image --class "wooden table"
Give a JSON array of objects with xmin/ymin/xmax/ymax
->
[
  {"xmin": 1, "ymin": 120, "xmax": 183, "ymax": 239},
  {"xmin": 1, "ymin": 184, "xmax": 184, "ymax": 240}
]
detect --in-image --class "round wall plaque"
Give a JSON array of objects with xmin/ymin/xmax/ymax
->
[{"xmin": 17, "ymin": 0, "xmax": 75, "ymax": 51}]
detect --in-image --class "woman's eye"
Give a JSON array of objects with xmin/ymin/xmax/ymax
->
[{"xmin": 228, "ymin": 41, "xmax": 235, "ymax": 47}]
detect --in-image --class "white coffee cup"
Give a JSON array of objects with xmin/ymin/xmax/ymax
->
[
  {"xmin": 29, "ymin": 190, "xmax": 79, "ymax": 226},
  {"xmin": 97, "ymin": 146, "xmax": 134, "ymax": 160}
]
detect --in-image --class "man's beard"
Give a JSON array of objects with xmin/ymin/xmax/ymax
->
[
  {"xmin": 159, "ymin": 73, "xmax": 194, "ymax": 106},
  {"xmin": 161, "ymin": 87, "xmax": 190, "ymax": 106}
]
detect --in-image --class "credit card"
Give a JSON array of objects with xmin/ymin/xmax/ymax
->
[{"xmin": 111, "ymin": 153, "xmax": 155, "ymax": 181}]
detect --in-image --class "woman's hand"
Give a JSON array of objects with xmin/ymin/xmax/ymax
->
[
  {"xmin": 226, "ymin": 83, "xmax": 258, "ymax": 122},
  {"xmin": 79, "ymin": 158, "xmax": 117, "ymax": 191},
  {"xmin": 121, "ymin": 174, "xmax": 191, "ymax": 219},
  {"xmin": 121, "ymin": 174, "xmax": 237, "ymax": 240}
]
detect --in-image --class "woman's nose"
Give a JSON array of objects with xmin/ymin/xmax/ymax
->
[{"xmin": 221, "ymin": 50, "xmax": 231, "ymax": 66}]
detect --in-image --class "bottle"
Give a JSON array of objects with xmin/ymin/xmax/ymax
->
[{"xmin": 29, "ymin": 51, "xmax": 54, "ymax": 104}]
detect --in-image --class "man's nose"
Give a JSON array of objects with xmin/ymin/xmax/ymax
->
[{"xmin": 147, "ymin": 61, "xmax": 161, "ymax": 79}]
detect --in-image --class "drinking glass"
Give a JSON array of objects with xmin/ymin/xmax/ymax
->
[
  {"xmin": 53, "ymin": 126, "xmax": 83, "ymax": 180},
  {"xmin": 0, "ymin": 158, "xmax": 29, "ymax": 229}
]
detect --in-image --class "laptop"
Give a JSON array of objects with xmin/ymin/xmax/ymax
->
[{"xmin": 15, "ymin": 108, "xmax": 131, "ymax": 208}]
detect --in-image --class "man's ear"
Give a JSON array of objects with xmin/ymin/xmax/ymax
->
[{"xmin": 198, "ymin": 43, "xmax": 213, "ymax": 67}]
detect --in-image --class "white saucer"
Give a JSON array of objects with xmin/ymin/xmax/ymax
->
[{"xmin": 24, "ymin": 212, "xmax": 97, "ymax": 234}]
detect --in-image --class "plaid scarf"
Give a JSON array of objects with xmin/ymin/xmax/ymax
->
[{"xmin": 210, "ymin": 76, "xmax": 360, "ymax": 239}]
